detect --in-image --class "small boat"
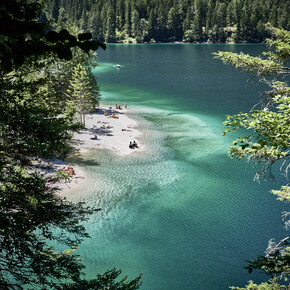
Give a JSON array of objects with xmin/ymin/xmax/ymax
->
[{"xmin": 113, "ymin": 64, "xmax": 123, "ymax": 68}]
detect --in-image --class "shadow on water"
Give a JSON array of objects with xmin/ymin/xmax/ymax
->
[{"xmin": 67, "ymin": 154, "xmax": 102, "ymax": 167}]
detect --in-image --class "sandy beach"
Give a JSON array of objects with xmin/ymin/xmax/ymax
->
[
  {"xmin": 56, "ymin": 105, "xmax": 143, "ymax": 195},
  {"xmin": 73, "ymin": 105, "xmax": 143, "ymax": 156}
]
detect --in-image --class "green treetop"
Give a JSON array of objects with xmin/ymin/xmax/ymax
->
[
  {"xmin": 0, "ymin": 1, "xmax": 142, "ymax": 288},
  {"xmin": 66, "ymin": 63, "xmax": 97, "ymax": 126},
  {"xmin": 214, "ymin": 26, "xmax": 290, "ymax": 288}
]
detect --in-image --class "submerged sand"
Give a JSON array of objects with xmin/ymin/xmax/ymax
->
[{"xmin": 57, "ymin": 105, "xmax": 144, "ymax": 195}]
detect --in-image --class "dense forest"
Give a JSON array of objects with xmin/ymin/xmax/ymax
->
[{"xmin": 44, "ymin": 0, "xmax": 290, "ymax": 43}]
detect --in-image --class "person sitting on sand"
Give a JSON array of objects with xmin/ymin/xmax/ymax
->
[
  {"xmin": 129, "ymin": 142, "xmax": 134, "ymax": 149},
  {"xmin": 67, "ymin": 164, "xmax": 75, "ymax": 175},
  {"xmin": 104, "ymin": 111, "xmax": 107, "ymax": 116},
  {"xmin": 119, "ymin": 105, "xmax": 122, "ymax": 110},
  {"xmin": 133, "ymin": 141, "xmax": 139, "ymax": 148},
  {"xmin": 90, "ymin": 134, "xmax": 98, "ymax": 140}
]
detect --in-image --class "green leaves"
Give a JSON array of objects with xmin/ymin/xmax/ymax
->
[
  {"xmin": 66, "ymin": 63, "xmax": 97, "ymax": 125},
  {"xmin": 271, "ymin": 186, "xmax": 290, "ymax": 202},
  {"xmin": 0, "ymin": 1, "xmax": 106, "ymax": 72},
  {"xmin": 213, "ymin": 51, "xmax": 283, "ymax": 76},
  {"xmin": 222, "ymin": 82, "xmax": 289, "ymax": 163},
  {"xmin": 215, "ymin": 27, "xmax": 290, "ymax": 288}
]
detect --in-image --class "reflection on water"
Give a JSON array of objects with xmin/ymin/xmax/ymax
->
[{"xmin": 65, "ymin": 44, "xmax": 286, "ymax": 290}]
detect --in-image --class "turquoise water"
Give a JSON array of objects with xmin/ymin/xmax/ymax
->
[{"xmin": 68, "ymin": 44, "xmax": 287, "ymax": 289}]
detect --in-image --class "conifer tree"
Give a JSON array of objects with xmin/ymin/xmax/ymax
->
[
  {"xmin": 66, "ymin": 64, "xmax": 96, "ymax": 126},
  {"xmin": 131, "ymin": 9, "xmax": 140, "ymax": 38}
]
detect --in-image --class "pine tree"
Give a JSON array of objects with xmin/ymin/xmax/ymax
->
[
  {"xmin": 193, "ymin": 0, "xmax": 203, "ymax": 41},
  {"xmin": 66, "ymin": 64, "xmax": 95, "ymax": 126},
  {"xmin": 131, "ymin": 9, "xmax": 140, "ymax": 38}
]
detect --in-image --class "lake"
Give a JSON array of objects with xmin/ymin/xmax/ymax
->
[{"xmin": 68, "ymin": 44, "xmax": 287, "ymax": 289}]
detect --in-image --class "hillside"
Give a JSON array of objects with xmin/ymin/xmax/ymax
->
[{"xmin": 44, "ymin": 0, "xmax": 289, "ymax": 43}]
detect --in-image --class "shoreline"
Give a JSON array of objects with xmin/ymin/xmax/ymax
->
[
  {"xmin": 59, "ymin": 105, "xmax": 144, "ymax": 196},
  {"xmin": 72, "ymin": 105, "xmax": 143, "ymax": 156}
]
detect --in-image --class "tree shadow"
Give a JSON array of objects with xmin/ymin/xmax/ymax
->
[{"xmin": 67, "ymin": 154, "xmax": 101, "ymax": 167}]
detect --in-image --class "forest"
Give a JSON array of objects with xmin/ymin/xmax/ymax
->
[
  {"xmin": 0, "ymin": 0, "xmax": 289, "ymax": 288},
  {"xmin": 44, "ymin": 0, "xmax": 290, "ymax": 43}
]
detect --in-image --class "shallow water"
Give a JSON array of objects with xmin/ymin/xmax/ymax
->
[{"xmin": 67, "ymin": 44, "xmax": 287, "ymax": 289}]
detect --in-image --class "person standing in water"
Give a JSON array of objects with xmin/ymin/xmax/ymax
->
[{"xmin": 125, "ymin": 102, "xmax": 127, "ymax": 109}]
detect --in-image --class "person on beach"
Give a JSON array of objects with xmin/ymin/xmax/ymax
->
[
  {"xmin": 67, "ymin": 164, "xmax": 75, "ymax": 175},
  {"xmin": 129, "ymin": 142, "xmax": 134, "ymax": 149},
  {"xmin": 125, "ymin": 102, "xmax": 127, "ymax": 109},
  {"xmin": 116, "ymin": 104, "xmax": 118, "ymax": 109},
  {"xmin": 90, "ymin": 134, "xmax": 98, "ymax": 140},
  {"xmin": 133, "ymin": 141, "xmax": 139, "ymax": 148}
]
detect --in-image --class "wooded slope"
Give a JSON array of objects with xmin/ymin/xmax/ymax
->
[{"xmin": 44, "ymin": 0, "xmax": 289, "ymax": 43}]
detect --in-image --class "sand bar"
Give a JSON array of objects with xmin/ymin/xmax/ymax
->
[
  {"xmin": 54, "ymin": 105, "xmax": 143, "ymax": 195},
  {"xmin": 73, "ymin": 105, "xmax": 143, "ymax": 156}
]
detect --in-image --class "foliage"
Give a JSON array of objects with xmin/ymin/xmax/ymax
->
[
  {"xmin": 214, "ymin": 27, "xmax": 290, "ymax": 75},
  {"xmin": 54, "ymin": 169, "xmax": 72, "ymax": 183},
  {"xmin": 0, "ymin": 166, "xmax": 95, "ymax": 288},
  {"xmin": 65, "ymin": 268, "xmax": 143, "ymax": 289},
  {"xmin": 230, "ymin": 278, "xmax": 287, "ymax": 290},
  {"xmin": 221, "ymin": 81, "xmax": 289, "ymax": 181},
  {"xmin": 44, "ymin": 0, "xmax": 289, "ymax": 43},
  {"xmin": 214, "ymin": 27, "xmax": 290, "ymax": 187},
  {"xmin": 0, "ymin": 0, "xmax": 105, "ymax": 72},
  {"xmin": 214, "ymin": 26, "xmax": 290, "ymax": 288},
  {"xmin": 0, "ymin": 1, "xmax": 142, "ymax": 289},
  {"xmin": 66, "ymin": 63, "xmax": 96, "ymax": 125},
  {"xmin": 244, "ymin": 237, "xmax": 290, "ymax": 281},
  {"xmin": 0, "ymin": 67, "xmax": 81, "ymax": 167},
  {"xmin": 50, "ymin": 25, "xmax": 101, "ymax": 114},
  {"xmin": 272, "ymin": 187, "xmax": 290, "ymax": 202}
]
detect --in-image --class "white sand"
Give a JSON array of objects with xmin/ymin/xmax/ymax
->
[
  {"xmin": 72, "ymin": 106, "xmax": 143, "ymax": 156},
  {"xmin": 58, "ymin": 105, "xmax": 144, "ymax": 196}
]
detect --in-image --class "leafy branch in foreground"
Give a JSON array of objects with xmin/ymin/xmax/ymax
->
[
  {"xmin": 214, "ymin": 27, "xmax": 290, "ymax": 76},
  {"xmin": 230, "ymin": 278, "xmax": 287, "ymax": 290},
  {"xmin": 214, "ymin": 26, "xmax": 290, "ymax": 288},
  {"xmin": 0, "ymin": 0, "xmax": 142, "ymax": 289},
  {"xmin": 222, "ymin": 81, "xmax": 289, "ymax": 180},
  {"xmin": 0, "ymin": 0, "xmax": 106, "ymax": 72}
]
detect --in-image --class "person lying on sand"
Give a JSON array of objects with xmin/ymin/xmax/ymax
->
[
  {"xmin": 122, "ymin": 128, "xmax": 132, "ymax": 131},
  {"xmin": 90, "ymin": 134, "xmax": 98, "ymax": 140}
]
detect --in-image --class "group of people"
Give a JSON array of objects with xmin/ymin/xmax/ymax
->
[
  {"xmin": 101, "ymin": 124, "xmax": 112, "ymax": 129},
  {"xmin": 115, "ymin": 102, "xmax": 127, "ymax": 110},
  {"xmin": 129, "ymin": 141, "xmax": 139, "ymax": 149},
  {"xmin": 60, "ymin": 164, "xmax": 75, "ymax": 176}
]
